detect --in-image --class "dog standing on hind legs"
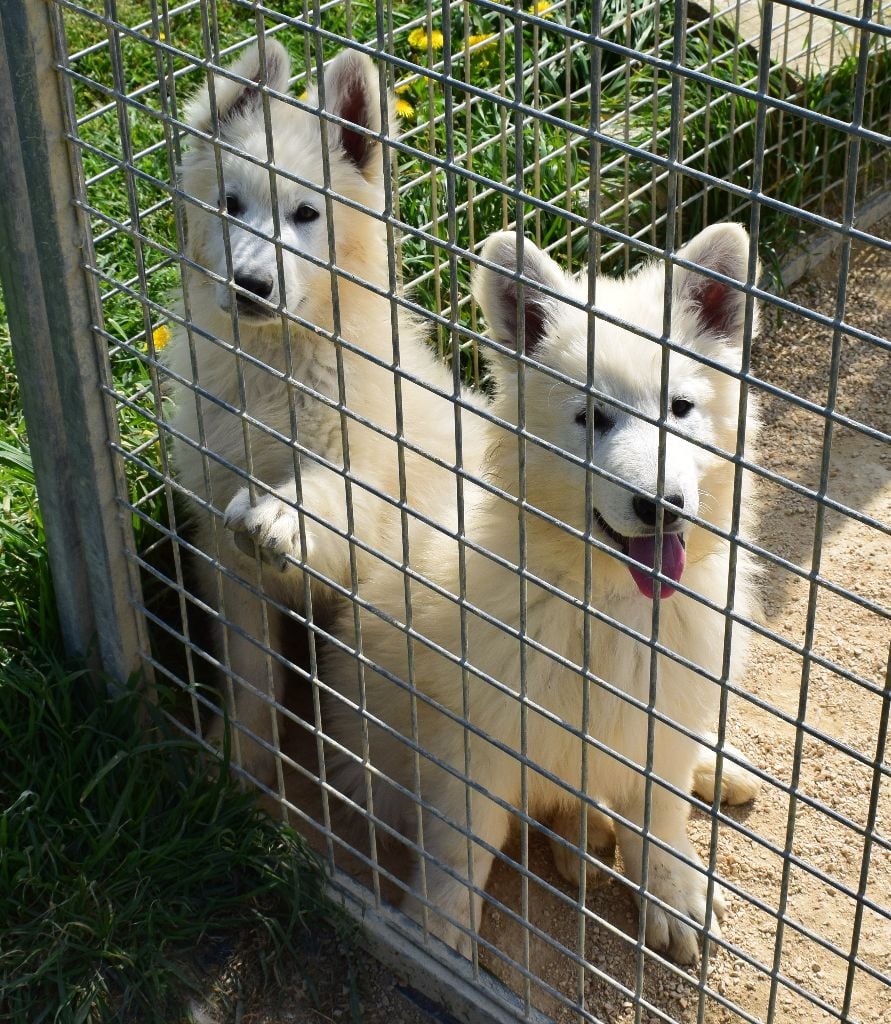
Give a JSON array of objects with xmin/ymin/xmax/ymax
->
[
  {"xmin": 320, "ymin": 223, "xmax": 763, "ymax": 963},
  {"xmin": 163, "ymin": 41, "xmax": 490, "ymax": 782}
]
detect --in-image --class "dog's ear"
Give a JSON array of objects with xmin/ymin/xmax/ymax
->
[
  {"xmin": 671, "ymin": 223, "xmax": 759, "ymax": 350},
  {"xmin": 186, "ymin": 38, "xmax": 291, "ymax": 135},
  {"xmin": 474, "ymin": 232, "xmax": 565, "ymax": 358},
  {"xmin": 321, "ymin": 50, "xmax": 387, "ymax": 176}
]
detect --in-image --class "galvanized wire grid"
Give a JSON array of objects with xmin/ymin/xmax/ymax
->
[{"xmin": 34, "ymin": 0, "xmax": 891, "ymax": 1022}]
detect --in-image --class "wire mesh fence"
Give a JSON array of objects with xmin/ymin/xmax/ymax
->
[{"xmin": 1, "ymin": 0, "xmax": 889, "ymax": 1021}]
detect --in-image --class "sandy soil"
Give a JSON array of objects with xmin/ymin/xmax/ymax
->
[{"xmin": 197, "ymin": 229, "xmax": 890, "ymax": 1023}]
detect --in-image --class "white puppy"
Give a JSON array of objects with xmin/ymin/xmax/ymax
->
[
  {"xmin": 321, "ymin": 224, "xmax": 762, "ymax": 963},
  {"xmin": 163, "ymin": 41, "xmax": 488, "ymax": 780}
]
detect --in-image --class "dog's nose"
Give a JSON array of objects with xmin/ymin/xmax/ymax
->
[
  {"xmin": 233, "ymin": 271, "xmax": 274, "ymax": 300},
  {"xmin": 633, "ymin": 493, "xmax": 684, "ymax": 528}
]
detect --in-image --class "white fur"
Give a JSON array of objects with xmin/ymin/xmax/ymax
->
[
  {"xmin": 320, "ymin": 224, "xmax": 762, "ymax": 964},
  {"xmin": 163, "ymin": 41, "xmax": 489, "ymax": 779}
]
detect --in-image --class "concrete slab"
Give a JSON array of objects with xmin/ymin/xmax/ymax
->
[{"xmin": 704, "ymin": 0, "xmax": 890, "ymax": 77}]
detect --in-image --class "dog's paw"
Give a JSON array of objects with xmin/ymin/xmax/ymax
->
[
  {"xmin": 402, "ymin": 862, "xmax": 477, "ymax": 960},
  {"xmin": 639, "ymin": 848, "xmax": 725, "ymax": 964},
  {"xmin": 224, "ymin": 488, "xmax": 305, "ymax": 572},
  {"xmin": 693, "ymin": 738, "xmax": 760, "ymax": 806},
  {"xmin": 549, "ymin": 806, "xmax": 615, "ymax": 891},
  {"xmin": 550, "ymin": 837, "xmax": 612, "ymax": 891},
  {"xmin": 417, "ymin": 907, "xmax": 473, "ymax": 960}
]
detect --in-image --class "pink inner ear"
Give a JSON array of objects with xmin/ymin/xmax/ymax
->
[
  {"xmin": 696, "ymin": 279, "xmax": 733, "ymax": 334},
  {"xmin": 336, "ymin": 76, "xmax": 372, "ymax": 169},
  {"xmin": 522, "ymin": 300, "xmax": 548, "ymax": 356},
  {"xmin": 222, "ymin": 81, "xmax": 260, "ymax": 124},
  {"xmin": 222, "ymin": 50, "xmax": 285, "ymax": 125}
]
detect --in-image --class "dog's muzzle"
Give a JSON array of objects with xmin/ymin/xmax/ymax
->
[{"xmin": 592, "ymin": 507, "xmax": 687, "ymax": 599}]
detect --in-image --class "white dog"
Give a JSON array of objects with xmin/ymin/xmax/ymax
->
[
  {"xmin": 320, "ymin": 224, "xmax": 762, "ymax": 963},
  {"xmin": 163, "ymin": 41, "xmax": 489, "ymax": 780}
]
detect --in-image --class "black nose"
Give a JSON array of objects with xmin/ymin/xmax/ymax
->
[
  {"xmin": 233, "ymin": 271, "xmax": 274, "ymax": 300},
  {"xmin": 633, "ymin": 493, "xmax": 684, "ymax": 528}
]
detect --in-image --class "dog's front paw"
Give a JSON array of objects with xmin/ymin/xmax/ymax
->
[
  {"xmin": 693, "ymin": 736, "xmax": 760, "ymax": 806},
  {"xmin": 549, "ymin": 805, "xmax": 616, "ymax": 891},
  {"xmin": 224, "ymin": 488, "xmax": 305, "ymax": 572},
  {"xmin": 402, "ymin": 879, "xmax": 474, "ymax": 960},
  {"xmin": 639, "ymin": 848, "xmax": 725, "ymax": 964}
]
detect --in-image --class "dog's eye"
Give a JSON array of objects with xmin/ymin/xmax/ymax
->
[
  {"xmin": 576, "ymin": 407, "xmax": 613, "ymax": 432},
  {"xmin": 292, "ymin": 204, "xmax": 319, "ymax": 225},
  {"xmin": 592, "ymin": 409, "xmax": 614, "ymax": 432},
  {"xmin": 225, "ymin": 194, "xmax": 243, "ymax": 218},
  {"xmin": 671, "ymin": 398, "xmax": 694, "ymax": 418}
]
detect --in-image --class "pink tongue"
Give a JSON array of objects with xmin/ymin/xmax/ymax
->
[{"xmin": 627, "ymin": 533, "xmax": 686, "ymax": 599}]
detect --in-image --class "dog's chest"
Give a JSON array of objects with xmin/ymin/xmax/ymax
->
[
  {"xmin": 522, "ymin": 588, "xmax": 703, "ymax": 720},
  {"xmin": 237, "ymin": 339, "xmax": 343, "ymax": 458}
]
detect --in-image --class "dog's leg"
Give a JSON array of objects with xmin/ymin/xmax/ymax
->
[
  {"xmin": 325, "ymin": 710, "xmax": 509, "ymax": 957},
  {"xmin": 692, "ymin": 732, "xmax": 760, "ymax": 806},
  {"xmin": 548, "ymin": 802, "xmax": 615, "ymax": 890},
  {"xmin": 402, "ymin": 773, "xmax": 511, "ymax": 957},
  {"xmin": 205, "ymin": 570, "xmax": 291, "ymax": 785},
  {"xmin": 615, "ymin": 736, "xmax": 725, "ymax": 964}
]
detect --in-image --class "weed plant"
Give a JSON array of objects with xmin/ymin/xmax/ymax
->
[{"xmin": 51, "ymin": 0, "xmax": 891, "ymax": 415}]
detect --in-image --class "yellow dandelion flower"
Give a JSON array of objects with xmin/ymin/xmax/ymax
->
[
  {"xmin": 298, "ymin": 89, "xmax": 309, "ymax": 101},
  {"xmin": 395, "ymin": 96, "xmax": 415, "ymax": 119},
  {"xmin": 527, "ymin": 1, "xmax": 554, "ymax": 17},
  {"xmin": 467, "ymin": 33, "xmax": 497, "ymax": 49},
  {"xmin": 152, "ymin": 324, "xmax": 172, "ymax": 351},
  {"xmin": 158, "ymin": 31, "xmax": 166, "ymax": 42},
  {"xmin": 407, "ymin": 27, "xmax": 444, "ymax": 51},
  {"xmin": 395, "ymin": 81, "xmax": 413, "ymax": 95}
]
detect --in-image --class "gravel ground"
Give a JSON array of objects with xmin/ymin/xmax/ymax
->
[
  {"xmin": 197, "ymin": 225, "xmax": 890, "ymax": 1024},
  {"xmin": 192, "ymin": 922, "xmax": 437, "ymax": 1024}
]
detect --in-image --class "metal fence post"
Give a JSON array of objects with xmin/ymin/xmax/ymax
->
[{"xmin": 0, "ymin": 0, "xmax": 146, "ymax": 681}]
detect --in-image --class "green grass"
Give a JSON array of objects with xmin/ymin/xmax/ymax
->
[
  {"xmin": 0, "ymin": 654, "xmax": 330, "ymax": 1023},
  {"xmin": 1, "ymin": 2, "xmax": 889, "ymax": 1019}
]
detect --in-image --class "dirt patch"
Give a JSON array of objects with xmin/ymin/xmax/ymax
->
[
  {"xmin": 191, "ymin": 922, "xmax": 437, "ymax": 1024},
  {"xmin": 199, "ymin": 229, "xmax": 890, "ymax": 1023}
]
